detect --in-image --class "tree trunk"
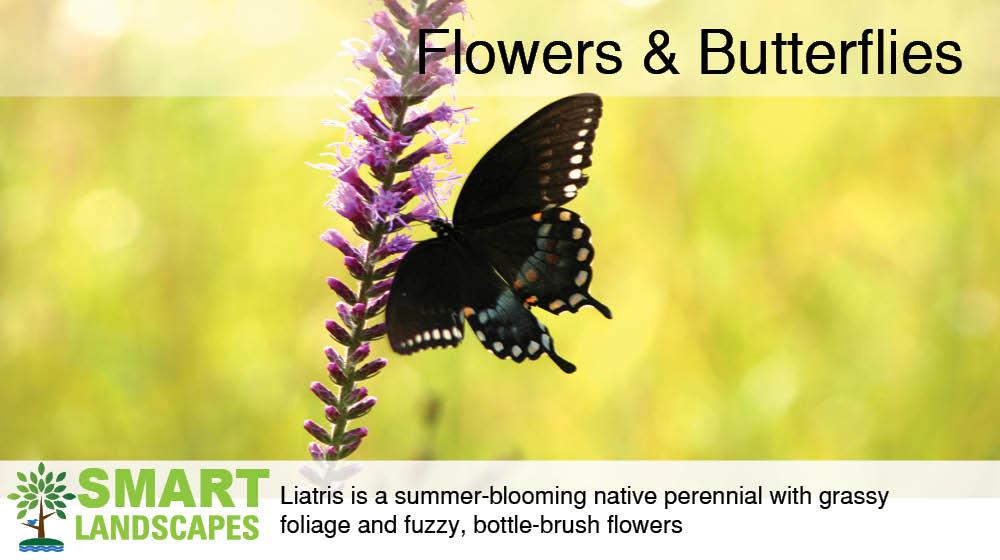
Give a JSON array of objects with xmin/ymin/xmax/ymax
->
[{"xmin": 37, "ymin": 500, "xmax": 46, "ymax": 539}]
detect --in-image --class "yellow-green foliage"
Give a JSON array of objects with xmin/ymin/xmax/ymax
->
[{"xmin": 1, "ymin": 96, "xmax": 997, "ymax": 459}]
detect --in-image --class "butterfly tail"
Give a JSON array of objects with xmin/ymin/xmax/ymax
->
[
  {"xmin": 547, "ymin": 350, "xmax": 577, "ymax": 374},
  {"xmin": 587, "ymin": 296, "xmax": 613, "ymax": 320}
]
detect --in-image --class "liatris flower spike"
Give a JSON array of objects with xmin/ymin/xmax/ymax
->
[{"xmin": 304, "ymin": 0, "xmax": 469, "ymax": 461}]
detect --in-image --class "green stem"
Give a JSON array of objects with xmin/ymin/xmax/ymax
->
[
  {"xmin": 325, "ymin": 0, "xmax": 434, "ymax": 459},
  {"xmin": 328, "ymin": 103, "xmax": 414, "ymax": 455}
]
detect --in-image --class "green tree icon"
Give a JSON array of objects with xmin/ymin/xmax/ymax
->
[{"xmin": 6, "ymin": 462, "xmax": 76, "ymax": 542}]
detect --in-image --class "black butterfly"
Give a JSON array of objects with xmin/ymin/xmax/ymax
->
[{"xmin": 385, "ymin": 93, "xmax": 611, "ymax": 373}]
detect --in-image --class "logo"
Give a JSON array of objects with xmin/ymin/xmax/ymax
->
[{"xmin": 6, "ymin": 462, "xmax": 76, "ymax": 553}]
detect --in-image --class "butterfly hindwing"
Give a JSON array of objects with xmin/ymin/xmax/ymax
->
[
  {"xmin": 453, "ymin": 94, "xmax": 602, "ymax": 227},
  {"xmin": 465, "ymin": 208, "xmax": 612, "ymax": 318},
  {"xmin": 386, "ymin": 235, "xmax": 577, "ymax": 372},
  {"xmin": 385, "ymin": 238, "xmax": 467, "ymax": 354},
  {"xmin": 463, "ymin": 276, "xmax": 577, "ymax": 374}
]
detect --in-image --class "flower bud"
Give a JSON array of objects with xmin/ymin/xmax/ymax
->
[
  {"xmin": 344, "ymin": 386, "xmax": 369, "ymax": 406},
  {"xmin": 397, "ymin": 138, "xmax": 449, "ymax": 170},
  {"xmin": 310, "ymin": 382, "xmax": 338, "ymax": 406},
  {"xmin": 366, "ymin": 293, "xmax": 389, "ymax": 318},
  {"xmin": 326, "ymin": 277, "xmax": 358, "ymax": 304},
  {"xmin": 383, "ymin": 0, "xmax": 412, "ymax": 27},
  {"xmin": 303, "ymin": 420, "xmax": 332, "ymax": 444},
  {"xmin": 324, "ymin": 405, "xmax": 342, "ymax": 423},
  {"xmin": 325, "ymin": 319, "xmax": 352, "ymax": 345},
  {"xmin": 327, "ymin": 361, "xmax": 347, "ymax": 385},
  {"xmin": 351, "ymin": 99, "xmax": 392, "ymax": 138},
  {"xmin": 337, "ymin": 167, "xmax": 376, "ymax": 201},
  {"xmin": 356, "ymin": 358, "xmax": 388, "ymax": 380},
  {"xmin": 347, "ymin": 397, "xmax": 377, "ymax": 419},
  {"xmin": 336, "ymin": 301, "xmax": 355, "ymax": 328},
  {"xmin": 343, "ymin": 255, "xmax": 367, "ymax": 279},
  {"xmin": 350, "ymin": 342, "xmax": 371, "ymax": 363},
  {"xmin": 367, "ymin": 278, "xmax": 394, "ymax": 298},
  {"xmin": 351, "ymin": 302, "xmax": 367, "ymax": 322},
  {"xmin": 362, "ymin": 323, "xmax": 387, "ymax": 340},
  {"xmin": 374, "ymin": 257, "xmax": 403, "ymax": 279},
  {"xmin": 307, "ymin": 442, "xmax": 325, "ymax": 461},
  {"xmin": 343, "ymin": 426, "xmax": 369, "ymax": 442},
  {"xmin": 324, "ymin": 346, "xmax": 345, "ymax": 368},
  {"xmin": 321, "ymin": 229, "xmax": 363, "ymax": 260},
  {"xmin": 338, "ymin": 439, "xmax": 362, "ymax": 459}
]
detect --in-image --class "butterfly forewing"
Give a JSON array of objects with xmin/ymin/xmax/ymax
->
[{"xmin": 453, "ymin": 94, "xmax": 603, "ymax": 228}]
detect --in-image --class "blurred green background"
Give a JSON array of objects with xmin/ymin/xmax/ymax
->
[{"xmin": 2, "ymin": 95, "xmax": 998, "ymax": 459}]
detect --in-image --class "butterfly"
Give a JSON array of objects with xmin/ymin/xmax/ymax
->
[{"xmin": 385, "ymin": 93, "xmax": 611, "ymax": 373}]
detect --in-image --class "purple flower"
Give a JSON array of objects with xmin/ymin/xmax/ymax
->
[{"xmin": 304, "ymin": 0, "xmax": 471, "ymax": 461}]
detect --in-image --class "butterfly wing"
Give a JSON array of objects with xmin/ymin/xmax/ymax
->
[
  {"xmin": 452, "ymin": 93, "xmax": 602, "ymax": 228},
  {"xmin": 464, "ymin": 207, "xmax": 611, "ymax": 318},
  {"xmin": 386, "ymin": 235, "xmax": 577, "ymax": 372},
  {"xmin": 463, "ymin": 283, "xmax": 576, "ymax": 374},
  {"xmin": 386, "ymin": 237, "xmax": 468, "ymax": 354}
]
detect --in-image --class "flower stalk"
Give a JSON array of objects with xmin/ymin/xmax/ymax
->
[{"xmin": 304, "ymin": 0, "xmax": 469, "ymax": 460}]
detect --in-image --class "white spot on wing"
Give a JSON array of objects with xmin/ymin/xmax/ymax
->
[
  {"xmin": 569, "ymin": 293, "xmax": 586, "ymax": 306},
  {"xmin": 575, "ymin": 270, "xmax": 588, "ymax": 286}
]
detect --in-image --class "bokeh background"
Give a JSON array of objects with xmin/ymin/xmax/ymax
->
[{"xmin": 1, "ymin": 1, "xmax": 998, "ymax": 459}]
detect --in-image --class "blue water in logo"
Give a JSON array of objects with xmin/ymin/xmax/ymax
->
[{"xmin": 18, "ymin": 544, "xmax": 64, "ymax": 552}]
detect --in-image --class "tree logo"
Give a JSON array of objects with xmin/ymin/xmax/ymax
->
[{"xmin": 6, "ymin": 462, "xmax": 76, "ymax": 553}]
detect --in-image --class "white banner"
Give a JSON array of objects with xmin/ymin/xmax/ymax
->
[{"xmin": 1, "ymin": 461, "xmax": 998, "ymax": 558}]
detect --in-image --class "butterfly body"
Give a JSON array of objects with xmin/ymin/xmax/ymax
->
[{"xmin": 386, "ymin": 94, "xmax": 611, "ymax": 373}]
